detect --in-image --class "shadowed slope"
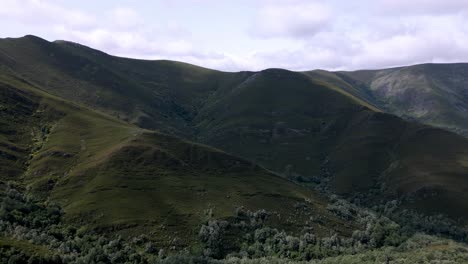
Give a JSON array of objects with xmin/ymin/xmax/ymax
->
[{"xmin": 193, "ymin": 69, "xmax": 468, "ymax": 219}]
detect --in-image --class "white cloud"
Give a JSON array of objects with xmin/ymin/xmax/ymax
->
[
  {"xmin": 0, "ymin": 0, "xmax": 95, "ymax": 29},
  {"xmin": 350, "ymin": 15, "xmax": 468, "ymax": 69},
  {"xmin": 0, "ymin": 0, "xmax": 241, "ymax": 70},
  {"xmin": 251, "ymin": 1, "xmax": 332, "ymax": 39},
  {"xmin": 244, "ymin": 0, "xmax": 468, "ymax": 70},
  {"xmin": 107, "ymin": 7, "xmax": 142, "ymax": 30}
]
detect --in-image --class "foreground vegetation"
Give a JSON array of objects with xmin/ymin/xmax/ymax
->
[{"xmin": 0, "ymin": 182, "xmax": 466, "ymax": 263}]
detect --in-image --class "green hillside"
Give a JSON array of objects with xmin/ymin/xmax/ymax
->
[{"xmin": 0, "ymin": 35, "xmax": 228, "ymax": 135}]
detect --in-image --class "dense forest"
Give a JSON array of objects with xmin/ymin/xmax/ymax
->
[{"xmin": 0, "ymin": 181, "xmax": 466, "ymax": 263}]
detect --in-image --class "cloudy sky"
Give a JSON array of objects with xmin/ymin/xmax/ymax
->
[{"xmin": 1, "ymin": 0, "xmax": 468, "ymax": 71}]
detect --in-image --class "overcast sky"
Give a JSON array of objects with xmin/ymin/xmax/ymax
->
[{"xmin": 1, "ymin": 0, "xmax": 468, "ymax": 71}]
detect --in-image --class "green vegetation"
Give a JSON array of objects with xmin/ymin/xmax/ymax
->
[{"xmin": 0, "ymin": 183, "xmax": 466, "ymax": 263}]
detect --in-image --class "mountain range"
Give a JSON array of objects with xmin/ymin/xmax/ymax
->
[{"xmin": 0, "ymin": 35, "xmax": 467, "ymax": 262}]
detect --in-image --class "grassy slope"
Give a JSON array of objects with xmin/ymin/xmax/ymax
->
[
  {"xmin": 194, "ymin": 69, "xmax": 365, "ymax": 177},
  {"xmin": 303, "ymin": 70, "xmax": 382, "ymax": 112},
  {"xmin": 0, "ymin": 237, "xmax": 55, "ymax": 260},
  {"xmin": 0, "ymin": 71, "xmax": 352, "ymax": 247},
  {"xmin": 1, "ymin": 35, "xmax": 468, "ymax": 220},
  {"xmin": 0, "ymin": 35, "xmax": 232, "ymax": 135}
]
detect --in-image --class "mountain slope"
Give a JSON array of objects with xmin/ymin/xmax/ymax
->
[
  {"xmin": 0, "ymin": 35, "xmax": 233, "ymax": 135},
  {"xmin": 336, "ymin": 63, "xmax": 468, "ymax": 137},
  {"xmin": 0, "ymin": 70, "xmax": 352, "ymax": 247},
  {"xmin": 193, "ymin": 69, "xmax": 468, "ymax": 219}
]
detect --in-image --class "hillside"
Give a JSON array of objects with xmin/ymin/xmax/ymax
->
[
  {"xmin": 0, "ymin": 69, "xmax": 353, "ymax": 250},
  {"xmin": 1, "ymin": 36, "xmax": 468, "ymax": 221},
  {"xmin": 193, "ymin": 68, "xmax": 468, "ymax": 220},
  {"xmin": 0, "ymin": 35, "xmax": 229, "ymax": 135}
]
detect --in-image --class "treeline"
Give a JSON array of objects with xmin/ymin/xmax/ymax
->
[
  {"xmin": 198, "ymin": 204, "xmax": 402, "ymax": 260},
  {"xmin": 194, "ymin": 195, "xmax": 468, "ymax": 263}
]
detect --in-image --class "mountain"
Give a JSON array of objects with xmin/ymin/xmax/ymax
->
[
  {"xmin": 0, "ymin": 35, "xmax": 229, "ymax": 136},
  {"xmin": 193, "ymin": 68, "xmax": 468, "ymax": 219},
  {"xmin": 309, "ymin": 64, "xmax": 468, "ymax": 137},
  {"xmin": 2, "ymin": 36, "xmax": 466, "ymax": 219}
]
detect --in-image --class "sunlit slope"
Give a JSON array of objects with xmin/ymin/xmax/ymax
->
[
  {"xmin": 303, "ymin": 70, "xmax": 382, "ymax": 112},
  {"xmin": 0, "ymin": 35, "xmax": 231, "ymax": 135},
  {"xmin": 338, "ymin": 63, "xmax": 468, "ymax": 137}
]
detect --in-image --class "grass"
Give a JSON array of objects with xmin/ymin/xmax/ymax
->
[
  {"xmin": 48, "ymin": 130, "xmax": 354, "ymax": 245},
  {"xmin": 0, "ymin": 237, "xmax": 55, "ymax": 259}
]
